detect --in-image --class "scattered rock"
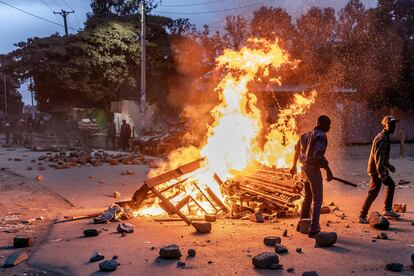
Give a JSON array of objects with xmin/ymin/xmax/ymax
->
[
  {"xmin": 89, "ymin": 175, "xmax": 95, "ymax": 179},
  {"xmin": 159, "ymin": 245, "xmax": 182, "ymax": 259},
  {"xmin": 368, "ymin": 212, "xmax": 390, "ymax": 230},
  {"xmin": 393, "ymin": 204, "xmax": 406, "ymax": 213},
  {"xmin": 320, "ymin": 206, "xmax": 331, "ymax": 214},
  {"xmin": 27, "ymin": 166, "xmax": 32, "ymax": 171},
  {"xmin": 94, "ymin": 204, "xmax": 122, "ymax": 224},
  {"xmin": 99, "ymin": 258, "xmax": 119, "ymax": 272},
  {"xmin": 315, "ymin": 232, "xmax": 337, "ymax": 247},
  {"xmin": 252, "ymin": 252, "xmax": 279, "ymax": 269},
  {"xmin": 35, "ymin": 175, "xmax": 44, "ymax": 181},
  {"xmin": 302, "ymin": 271, "xmax": 318, "ymax": 276},
  {"xmin": 287, "ymin": 267, "xmax": 295, "ymax": 272},
  {"xmin": 108, "ymin": 159, "xmax": 120, "ymax": 166},
  {"xmin": 386, "ymin": 263, "xmax": 403, "ymax": 272},
  {"xmin": 250, "ymin": 212, "xmax": 265, "ymax": 223},
  {"xmin": 13, "ymin": 236, "xmax": 32, "ymax": 248},
  {"xmin": 3, "ymin": 251, "xmax": 29, "ymax": 268},
  {"xmin": 282, "ymin": 229, "xmax": 288, "ymax": 237},
  {"xmin": 13, "ymin": 158, "xmax": 22, "ymax": 161},
  {"xmin": 187, "ymin": 249, "xmax": 196, "ymax": 257},
  {"xmin": 275, "ymin": 244, "xmax": 288, "ymax": 254},
  {"xmin": 83, "ymin": 229, "xmax": 100, "ymax": 237},
  {"xmin": 90, "ymin": 252, "xmax": 105, "ymax": 262},
  {"xmin": 297, "ymin": 218, "xmax": 311, "ymax": 234},
  {"xmin": 345, "ymin": 223, "xmax": 350, "ymax": 228},
  {"xmin": 208, "ymin": 260, "xmax": 213, "ymax": 264},
  {"xmin": 192, "ymin": 222, "xmax": 212, "ymax": 233},
  {"xmin": 38, "ymin": 166, "xmax": 46, "ymax": 171},
  {"xmin": 263, "ymin": 236, "xmax": 281, "ymax": 246},
  {"xmin": 204, "ymin": 214, "xmax": 216, "ymax": 222},
  {"xmin": 126, "ymin": 170, "xmax": 135, "ymax": 175},
  {"xmin": 177, "ymin": 261, "xmax": 186, "ymax": 267},
  {"xmin": 113, "ymin": 191, "xmax": 121, "ymax": 198},
  {"xmin": 117, "ymin": 223, "xmax": 134, "ymax": 234},
  {"xmin": 296, "ymin": 248, "xmax": 302, "ymax": 253},
  {"xmin": 373, "ymin": 232, "xmax": 388, "ymax": 240}
]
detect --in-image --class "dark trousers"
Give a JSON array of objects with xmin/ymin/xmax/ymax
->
[
  {"xmin": 106, "ymin": 135, "xmax": 116, "ymax": 149},
  {"xmin": 360, "ymin": 174, "xmax": 395, "ymax": 217},
  {"xmin": 121, "ymin": 137, "xmax": 129, "ymax": 150},
  {"xmin": 5, "ymin": 132, "xmax": 10, "ymax": 144},
  {"xmin": 300, "ymin": 165, "xmax": 323, "ymax": 232}
]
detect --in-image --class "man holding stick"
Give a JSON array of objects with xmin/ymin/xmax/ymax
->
[
  {"xmin": 358, "ymin": 115, "xmax": 400, "ymax": 223},
  {"xmin": 290, "ymin": 115, "xmax": 334, "ymax": 237}
]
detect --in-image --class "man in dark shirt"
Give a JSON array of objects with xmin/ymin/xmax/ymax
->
[
  {"xmin": 106, "ymin": 119, "xmax": 117, "ymax": 149},
  {"xmin": 359, "ymin": 115, "xmax": 400, "ymax": 223},
  {"xmin": 120, "ymin": 120, "xmax": 131, "ymax": 151},
  {"xmin": 290, "ymin": 115, "xmax": 334, "ymax": 237}
]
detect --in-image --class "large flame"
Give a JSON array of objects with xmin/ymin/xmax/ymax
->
[{"xmin": 136, "ymin": 38, "xmax": 316, "ymax": 217}]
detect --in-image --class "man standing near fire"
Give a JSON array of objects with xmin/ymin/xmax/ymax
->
[
  {"xmin": 358, "ymin": 115, "xmax": 400, "ymax": 223},
  {"xmin": 290, "ymin": 115, "xmax": 334, "ymax": 237}
]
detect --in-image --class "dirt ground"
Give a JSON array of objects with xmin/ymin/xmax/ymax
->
[{"xmin": 0, "ymin": 144, "xmax": 413, "ymax": 276}]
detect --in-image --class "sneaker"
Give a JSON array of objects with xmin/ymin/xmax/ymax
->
[
  {"xmin": 383, "ymin": 210, "xmax": 401, "ymax": 218},
  {"xmin": 358, "ymin": 216, "xmax": 368, "ymax": 224},
  {"xmin": 308, "ymin": 230, "xmax": 320, "ymax": 238}
]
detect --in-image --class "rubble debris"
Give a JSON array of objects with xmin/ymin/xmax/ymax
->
[
  {"xmin": 302, "ymin": 271, "xmax": 318, "ymax": 276},
  {"xmin": 159, "ymin": 244, "xmax": 182, "ymax": 259},
  {"xmin": 296, "ymin": 248, "xmax": 302, "ymax": 253},
  {"xmin": 13, "ymin": 236, "xmax": 32, "ymax": 248},
  {"xmin": 398, "ymin": 180, "xmax": 410, "ymax": 185},
  {"xmin": 192, "ymin": 222, "xmax": 212, "ymax": 233},
  {"xmin": 252, "ymin": 252, "xmax": 279, "ymax": 269},
  {"xmin": 386, "ymin": 263, "xmax": 403, "ymax": 272},
  {"xmin": 204, "ymin": 214, "xmax": 217, "ymax": 222},
  {"xmin": 27, "ymin": 167, "xmax": 32, "ymax": 171},
  {"xmin": 287, "ymin": 267, "xmax": 295, "ymax": 272},
  {"xmin": 368, "ymin": 212, "xmax": 390, "ymax": 230},
  {"xmin": 38, "ymin": 166, "xmax": 46, "ymax": 171},
  {"xmin": 177, "ymin": 261, "xmax": 186, "ymax": 267},
  {"xmin": 275, "ymin": 244, "xmax": 288, "ymax": 254},
  {"xmin": 117, "ymin": 223, "xmax": 134, "ymax": 234},
  {"xmin": 315, "ymin": 232, "xmax": 337, "ymax": 247},
  {"xmin": 393, "ymin": 204, "xmax": 407, "ymax": 213},
  {"xmin": 14, "ymin": 158, "xmax": 22, "ymax": 161},
  {"xmin": 36, "ymin": 175, "xmax": 44, "ymax": 181},
  {"xmin": 208, "ymin": 260, "xmax": 213, "ymax": 264},
  {"xmin": 3, "ymin": 250, "xmax": 28, "ymax": 268},
  {"xmin": 113, "ymin": 191, "xmax": 121, "ymax": 198},
  {"xmin": 249, "ymin": 213, "xmax": 265, "ymax": 223},
  {"xmin": 94, "ymin": 204, "xmax": 123, "ymax": 224},
  {"xmin": 109, "ymin": 159, "xmax": 120, "ymax": 166},
  {"xmin": 297, "ymin": 218, "xmax": 311, "ymax": 234},
  {"xmin": 99, "ymin": 257, "xmax": 119, "ymax": 272},
  {"xmin": 90, "ymin": 252, "xmax": 105, "ymax": 262},
  {"xmin": 83, "ymin": 229, "xmax": 100, "ymax": 237},
  {"xmin": 263, "ymin": 236, "xmax": 281, "ymax": 246},
  {"xmin": 283, "ymin": 229, "xmax": 288, "ymax": 237},
  {"xmin": 187, "ymin": 249, "xmax": 196, "ymax": 257},
  {"xmin": 373, "ymin": 232, "xmax": 388, "ymax": 240},
  {"xmin": 320, "ymin": 206, "xmax": 331, "ymax": 214}
]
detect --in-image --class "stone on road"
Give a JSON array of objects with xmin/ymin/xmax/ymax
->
[
  {"xmin": 159, "ymin": 245, "xmax": 182, "ymax": 259},
  {"xmin": 315, "ymin": 232, "xmax": 337, "ymax": 247},
  {"xmin": 252, "ymin": 252, "xmax": 279, "ymax": 269}
]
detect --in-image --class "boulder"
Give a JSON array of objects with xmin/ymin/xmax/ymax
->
[
  {"xmin": 192, "ymin": 222, "xmax": 212, "ymax": 233},
  {"xmin": 297, "ymin": 218, "xmax": 311, "ymax": 234},
  {"xmin": 3, "ymin": 251, "xmax": 28, "ymax": 268},
  {"xmin": 252, "ymin": 252, "xmax": 279, "ymax": 269},
  {"xmin": 275, "ymin": 244, "xmax": 288, "ymax": 254},
  {"xmin": 117, "ymin": 223, "xmax": 134, "ymax": 234},
  {"xmin": 263, "ymin": 236, "xmax": 281, "ymax": 246},
  {"xmin": 99, "ymin": 259, "xmax": 119, "ymax": 272},
  {"xmin": 249, "ymin": 212, "xmax": 265, "ymax": 223},
  {"xmin": 159, "ymin": 245, "xmax": 182, "ymax": 259},
  {"xmin": 83, "ymin": 229, "xmax": 100, "ymax": 237},
  {"xmin": 13, "ymin": 236, "xmax": 32, "ymax": 248},
  {"xmin": 368, "ymin": 212, "xmax": 390, "ymax": 230},
  {"xmin": 315, "ymin": 232, "xmax": 337, "ymax": 247},
  {"xmin": 386, "ymin": 263, "xmax": 403, "ymax": 272},
  {"xmin": 204, "ymin": 214, "xmax": 217, "ymax": 222}
]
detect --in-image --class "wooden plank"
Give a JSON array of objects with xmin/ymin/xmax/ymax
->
[
  {"xmin": 192, "ymin": 182, "xmax": 218, "ymax": 211},
  {"xmin": 206, "ymin": 186, "xmax": 229, "ymax": 213},
  {"xmin": 149, "ymin": 186, "xmax": 192, "ymax": 225},
  {"xmin": 145, "ymin": 159, "xmax": 204, "ymax": 188},
  {"xmin": 189, "ymin": 195, "xmax": 208, "ymax": 214},
  {"xmin": 175, "ymin": 196, "xmax": 191, "ymax": 210}
]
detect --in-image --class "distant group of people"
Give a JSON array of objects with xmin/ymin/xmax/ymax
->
[
  {"xmin": 290, "ymin": 114, "xmax": 401, "ymax": 238},
  {"xmin": 1, "ymin": 114, "xmax": 47, "ymax": 146},
  {"xmin": 106, "ymin": 119, "xmax": 132, "ymax": 151}
]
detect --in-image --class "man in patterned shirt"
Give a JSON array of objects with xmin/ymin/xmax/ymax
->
[{"xmin": 359, "ymin": 115, "xmax": 400, "ymax": 223}]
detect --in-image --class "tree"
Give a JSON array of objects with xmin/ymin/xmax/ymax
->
[
  {"xmin": 223, "ymin": 15, "xmax": 248, "ymax": 50},
  {"xmin": 0, "ymin": 56, "xmax": 23, "ymax": 116},
  {"xmin": 90, "ymin": 0, "xmax": 158, "ymax": 17}
]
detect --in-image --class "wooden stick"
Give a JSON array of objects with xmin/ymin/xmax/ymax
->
[
  {"xmin": 149, "ymin": 186, "xmax": 192, "ymax": 225},
  {"xmin": 189, "ymin": 195, "xmax": 208, "ymax": 214},
  {"xmin": 192, "ymin": 182, "xmax": 218, "ymax": 211}
]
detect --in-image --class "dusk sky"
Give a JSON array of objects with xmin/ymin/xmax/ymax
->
[{"xmin": 0, "ymin": 0, "xmax": 377, "ymax": 104}]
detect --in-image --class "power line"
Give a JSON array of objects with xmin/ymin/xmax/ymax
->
[
  {"xmin": 154, "ymin": 1, "xmax": 274, "ymax": 15},
  {"xmin": 0, "ymin": 0, "xmax": 78, "ymax": 31},
  {"xmin": 160, "ymin": 0, "xmax": 228, "ymax": 7},
  {"xmin": 39, "ymin": 0, "xmax": 60, "ymax": 21}
]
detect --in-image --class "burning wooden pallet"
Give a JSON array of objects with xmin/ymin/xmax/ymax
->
[{"xmin": 120, "ymin": 159, "xmax": 304, "ymax": 223}]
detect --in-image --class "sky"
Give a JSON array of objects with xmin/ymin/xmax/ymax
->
[{"xmin": 0, "ymin": 0, "xmax": 377, "ymax": 105}]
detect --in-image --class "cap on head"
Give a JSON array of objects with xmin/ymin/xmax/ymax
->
[{"xmin": 381, "ymin": 115, "xmax": 398, "ymax": 126}]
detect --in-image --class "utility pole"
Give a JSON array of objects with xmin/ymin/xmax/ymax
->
[
  {"xmin": 3, "ymin": 74, "xmax": 7, "ymax": 115},
  {"xmin": 140, "ymin": 0, "xmax": 146, "ymax": 133},
  {"xmin": 54, "ymin": 9, "xmax": 74, "ymax": 36}
]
